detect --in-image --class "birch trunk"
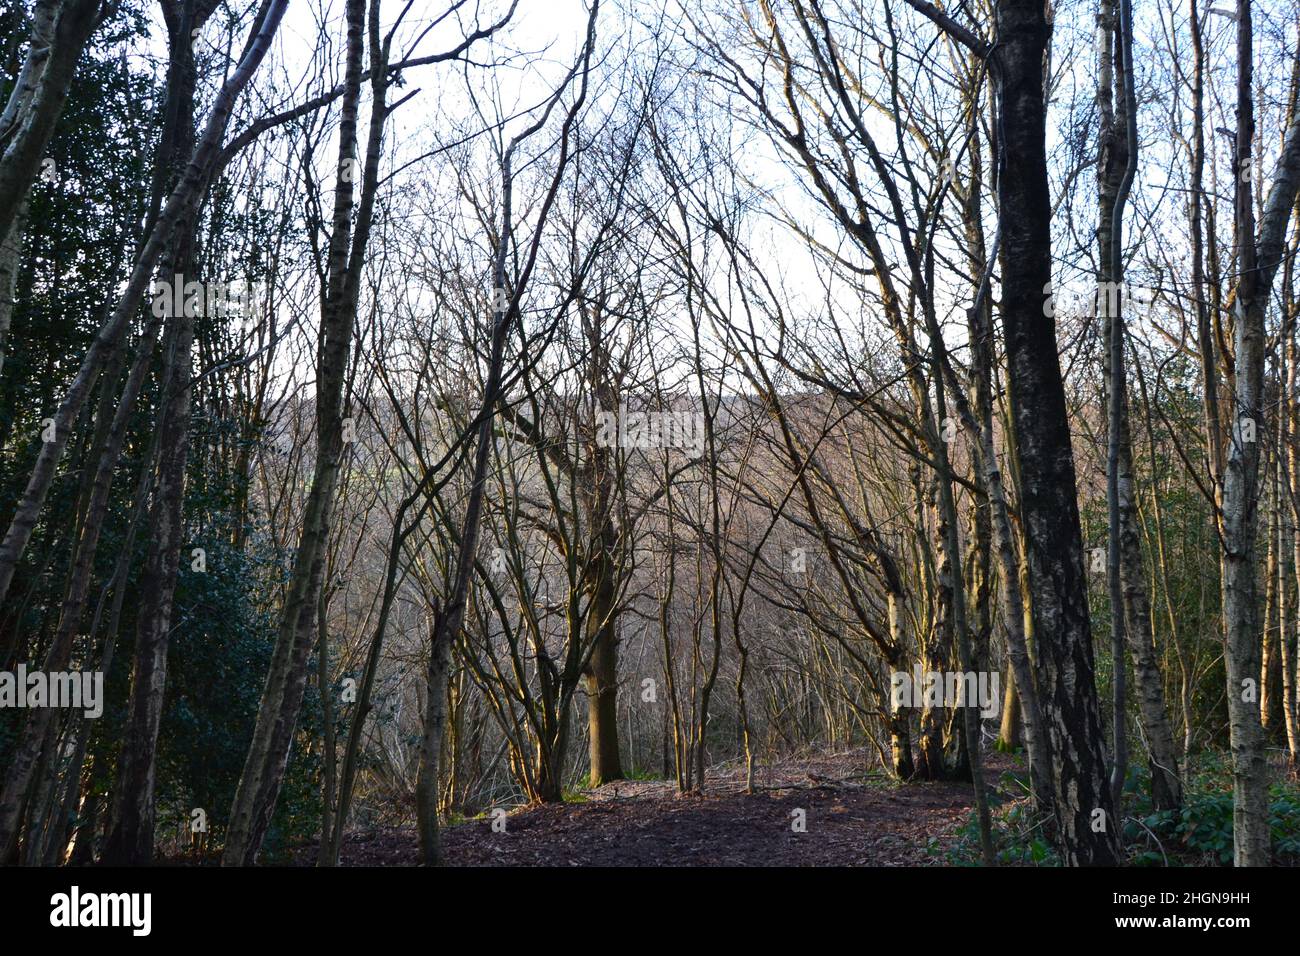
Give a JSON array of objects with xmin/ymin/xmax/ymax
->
[
  {"xmin": 1098, "ymin": 0, "xmax": 1182, "ymax": 812},
  {"xmin": 1219, "ymin": 0, "xmax": 1300, "ymax": 864},
  {"xmin": 1286, "ymin": 328, "xmax": 1300, "ymax": 762},
  {"xmin": 995, "ymin": 0, "xmax": 1120, "ymax": 864}
]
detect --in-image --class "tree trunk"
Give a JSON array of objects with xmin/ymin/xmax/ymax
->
[
  {"xmin": 1262, "ymin": 442, "xmax": 1283, "ymax": 738},
  {"xmin": 995, "ymin": 0, "xmax": 1120, "ymax": 864},
  {"xmin": 0, "ymin": 202, "xmax": 28, "ymax": 380},
  {"xmin": 1097, "ymin": 0, "xmax": 1182, "ymax": 813},
  {"xmin": 101, "ymin": 3, "xmax": 207, "ymax": 864},
  {"xmin": 998, "ymin": 667, "xmax": 1022, "ymax": 750},
  {"xmin": 585, "ymin": 620, "xmax": 623, "ymax": 786},
  {"xmin": 317, "ymin": 590, "xmax": 337, "ymax": 860},
  {"xmin": 583, "ymin": 515, "xmax": 623, "ymax": 784},
  {"xmin": 101, "ymin": 291, "xmax": 196, "ymax": 865},
  {"xmin": 1287, "ymin": 324, "xmax": 1300, "ymax": 762},
  {"xmin": 223, "ymin": 0, "xmax": 370, "ymax": 866},
  {"xmin": 414, "ymin": 616, "xmax": 453, "ymax": 865},
  {"xmin": 886, "ymin": 604, "xmax": 915, "ymax": 779},
  {"xmin": 1218, "ymin": 0, "xmax": 1300, "ymax": 865}
]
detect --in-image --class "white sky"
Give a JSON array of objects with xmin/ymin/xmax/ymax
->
[{"xmin": 121, "ymin": 0, "xmax": 1300, "ymax": 395}]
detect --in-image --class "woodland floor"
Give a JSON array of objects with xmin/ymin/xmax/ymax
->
[{"xmin": 294, "ymin": 749, "xmax": 1017, "ymax": 866}]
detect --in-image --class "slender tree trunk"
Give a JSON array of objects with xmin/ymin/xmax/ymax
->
[
  {"xmin": 932, "ymin": 407, "xmax": 995, "ymax": 863},
  {"xmin": 1097, "ymin": 0, "xmax": 1182, "ymax": 812},
  {"xmin": 994, "ymin": 0, "xmax": 1120, "ymax": 864},
  {"xmin": 100, "ymin": 3, "xmax": 208, "ymax": 864},
  {"xmin": 1219, "ymin": 0, "xmax": 1300, "ymax": 864},
  {"xmin": 886, "ymin": 606, "xmax": 915, "ymax": 779},
  {"xmin": 584, "ymin": 532, "xmax": 623, "ymax": 785},
  {"xmin": 0, "ymin": 0, "xmax": 103, "ymax": 243},
  {"xmin": 918, "ymin": 476, "xmax": 953, "ymax": 781},
  {"xmin": 101, "ymin": 290, "xmax": 196, "ymax": 865},
  {"xmin": 317, "ymin": 590, "xmax": 337, "ymax": 860},
  {"xmin": 414, "ymin": 613, "xmax": 452, "ymax": 865},
  {"xmin": 0, "ymin": 202, "xmax": 28, "ymax": 380},
  {"xmin": 1098, "ymin": 0, "xmax": 1129, "ymax": 813},
  {"xmin": 1263, "ymin": 441, "xmax": 1282, "ymax": 737},
  {"xmin": 1286, "ymin": 326, "xmax": 1300, "ymax": 762},
  {"xmin": 224, "ymin": 0, "xmax": 370, "ymax": 866},
  {"xmin": 975, "ymin": 387, "xmax": 1053, "ymax": 808},
  {"xmin": 998, "ymin": 667, "xmax": 1022, "ymax": 750}
]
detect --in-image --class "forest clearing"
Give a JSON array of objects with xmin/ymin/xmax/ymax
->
[
  {"xmin": 295, "ymin": 750, "xmax": 984, "ymax": 867},
  {"xmin": 259, "ymin": 749, "xmax": 1296, "ymax": 867}
]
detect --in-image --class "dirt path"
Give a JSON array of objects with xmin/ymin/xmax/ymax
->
[{"xmin": 316, "ymin": 749, "xmax": 1003, "ymax": 866}]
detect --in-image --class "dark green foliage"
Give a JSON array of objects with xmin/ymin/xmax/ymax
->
[
  {"xmin": 0, "ymin": 0, "xmax": 322, "ymax": 861},
  {"xmin": 1126, "ymin": 757, "xmax": 1300, "ymax": 866},
  {"xmin": 943, "ymin": 757, "xmax": 1300, "ymax": 866}
]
